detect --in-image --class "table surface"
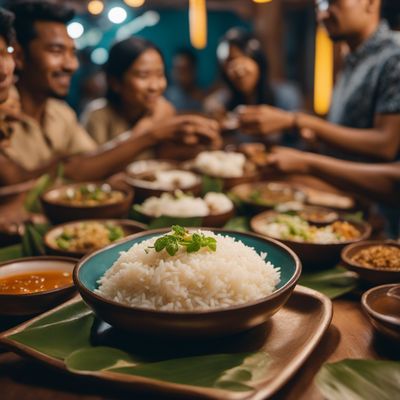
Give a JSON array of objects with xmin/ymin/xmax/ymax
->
[{"xmin": 0, "ymin": 182, "xmax": 397, "ymax": 400}]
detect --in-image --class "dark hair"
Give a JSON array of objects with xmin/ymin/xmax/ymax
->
[
  {"xmin": 217, "ymin": 28, "xmax": 274, "ymax": 110},
  {"xmin": 105, "ymin": 36, "xmax": 164, "ymax": 106},
  {"xmin": 7, "ymin": 0, "xmax": 74, "ymax": 50},
  {"xmin": 0, "ymin": 7, "xmax": 15, "ymax": 45},
  {"xmin": 173, "ymin": 47, "xmax": 197, "ymax": 66}
]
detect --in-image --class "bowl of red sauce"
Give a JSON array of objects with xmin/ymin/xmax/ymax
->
[{"xmin": 0, "ymin": 256, "xmax": 78, "ymax": 316}]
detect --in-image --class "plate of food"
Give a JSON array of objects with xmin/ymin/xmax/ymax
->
[
  {"xmin": 44, "ymin": 219, "xmax": 145, "ymax": 258},
  {"xmin": 251, "ymin": 211, "xmax": 371, "ymax": 268},
  {"xmin": 41, "ymin": 182, "xmax": 133, "ymax": 224},
  {"xmin": 133, "ymin": 191, "xmax": 235, "ymax": 227}
]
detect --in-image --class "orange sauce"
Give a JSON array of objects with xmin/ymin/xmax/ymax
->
[{"xmin": 0, "ymin": 271, "xmax": 73, "ymax": 295}]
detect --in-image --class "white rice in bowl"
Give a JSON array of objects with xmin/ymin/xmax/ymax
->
[
  {"xmin": 96, "ymin": 230, "xmax": 280, "ymax": 311},
  {"xmin": 194, "ymin": 151, "xmax": 246, "ymax": 178}
]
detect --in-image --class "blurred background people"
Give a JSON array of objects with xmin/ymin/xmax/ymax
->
[
  {"xmin": 237, "ymin": 0, "xmax": 400, "ymax": 162},
  {"xmin": 165, "ymin": 48, "xmax": 205, "ymax": 113}
]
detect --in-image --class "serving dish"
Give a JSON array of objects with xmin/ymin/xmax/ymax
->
[
  {"xmin": 251, "ymin": 211, "xmax": 371, "ymax": 268},
  {"xmin": 74, "ymin": 229, "xmax": 301, "ymax": 338},
  {"xmin": 0, "ymin": 256, "xmax": 77, "ymax": 316},
  {"xmin": 341, "ymin": 240, "xmax": 400, "ymax": 284},
  {"xmin": 40, "ymin": 182, "xmax": 133, "ymax": 224},
  {"xmin": 43, "ymin": 219, "xmax": 145, "ymax": 258},
  {"xmin": 361, "ymin": 284, "xmax": 400, "ymax": 341},
  {"xmin": 0, "ymin": 285, "xmax": 332, "ymax": 399}
]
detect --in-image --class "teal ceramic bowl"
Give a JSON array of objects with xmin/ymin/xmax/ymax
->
[{"xmin": 74, "ymin": 229, "xmax": 301, "ymax": 338}]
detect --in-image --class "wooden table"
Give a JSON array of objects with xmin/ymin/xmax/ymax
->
[{"xmin": 1, "ymin": 295, "xmax": 398, "ymax": 399}]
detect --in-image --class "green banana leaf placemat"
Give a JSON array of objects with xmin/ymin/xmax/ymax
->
[{"xmin": 0, "ymin": 286, "xmax": 332, "ymax": 400}]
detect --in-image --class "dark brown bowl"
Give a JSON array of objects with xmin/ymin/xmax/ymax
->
[
  {"xmin": 361, "ymin": 284, "xmax": 400, "ymax": 341},
  {"xmin": 74, "ymin": 229, "xmax": 301, "ymax": 338},
  {"xmin": 40, "ymin": 182, "xmax": 134, "ymax": 224},
  {"xmin": 44, "ymin": 219, "xmax": 146, "ymax": 258},
  {"xmin": 0, "ymin": 256, "xmax": 78, "ymax": 316},
  {"xmin": 341, "ymin": 241, "xmax": 400, "ymax": 284},
  {"xmin": 124, "ymin": 170, "xmax": 202, "ymax": 202},
  {"xmin": 251, "ymin": 211, "xmax": 371, "ymax": 269},
  {"xmin": 230, "ymin": 181, "xmax": 307, "ymax": 212}
]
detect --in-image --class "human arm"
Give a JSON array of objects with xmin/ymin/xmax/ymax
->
[{"xmin": 266, "ymin": 146, "xmax": 400, "ymax": 205}]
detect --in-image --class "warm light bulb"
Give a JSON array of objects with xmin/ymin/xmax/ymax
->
[
  {"xmin": 189, "ymin": 0, "xmax": 207, "ymax": 50},
  {"xmin": 124, "ymin": 0, "xmax": 145, "ymax": 7},
  {"xmin": 314, "ymin": 25, "xmax": 333, "ymax": 115},
  {"xmin": 252, "ymin": 0, "xmax": 273, "ymax": 3},
  {"xmin": 87, "ymin": 0, "xmax": 104, "ymax": 15},
  {"xmin": 108, "ymin": 7, "xmax": 128, "ymax": 24}
]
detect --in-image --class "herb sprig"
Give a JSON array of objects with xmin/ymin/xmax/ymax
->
[{"xmin": 148, "ymin": 225, "xmax": 217, "ymax": 256}]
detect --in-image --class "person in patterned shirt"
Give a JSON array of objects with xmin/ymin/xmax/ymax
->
[{"xmin": 234, "ymin": 0, "xmax": 400, "ymax": 162}]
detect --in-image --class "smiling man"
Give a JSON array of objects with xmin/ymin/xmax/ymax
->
[{"xmin": 0, "ymin": 0, "xmax": 220, "ymax": 185}]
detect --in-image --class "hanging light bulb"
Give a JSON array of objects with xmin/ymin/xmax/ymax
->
[
  {"xmin": 124, "ymin": 0, "xmax": 145, "ymax": 7},
  {"xmin": 189, "ymin": 0, "xmax": 207, "ymax": 49},
  {"xmin": 314, "ymin": 25, "xmax": 333, "ymax": 115},
  {"xmin": 87, "ymin": 0, "xmax": 104, "ymax": 15}
]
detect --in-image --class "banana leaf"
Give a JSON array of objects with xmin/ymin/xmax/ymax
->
[
  {"xmin": 201, "ymin": 175, "xmax": 224, "ymax": 195},
  {"xmin": 9, "ymin": 300, "xmax": 270, "ymax": 392},
  {"xmin": 148, "ymin": 216, "xmax": 203, "ymax": 229},
  {"xmin": 0, "ymin": 244, "xmax": 23, "ymax": 262},
  {"xmin": 224, "ymin": 216, "xmax": 251, "ymax": 232},
  {"xmin": 315, "ymin": 359, "xmax": 400, "ymax": 400},
  {"xmin": 23, "ymin": 174, "xmax": 52, "ymax": 213},
  {"xmin": 299, "ymin": 267, "xmax": 358, "ymax": 299}
]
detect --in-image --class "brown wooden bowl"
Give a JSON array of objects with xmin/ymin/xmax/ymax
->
[
  {"xmin": 230, "ymin": 181, "xmax": 307, "ymax": 213},
  {"xmin": 341, "ymin": 241, "xmax": 400, "ymax": 284},
  {"xmin": 44, "ymin": 219, "xmax": 146, "ymax": 258},
  {"xmin": 74, "ymin": 229, "xmax": 301, "ymax": 338},
  {"xmin": 250, "ymin": 211, "xmax": 371, "ymax": 269},
  {"xmin": 0, "ymin": 256, "xmax": 78, "ymax": 316},
  {"xmin": 40, "ymin": 182, "xmax": 134, "ymax": 224},
  {"xmin": 361, "ymin": 284, "xmax": 400, "ymax": 341},
  {"xmin": 124, "ymin": 170, "xmax": 202, "ymax": 203}
]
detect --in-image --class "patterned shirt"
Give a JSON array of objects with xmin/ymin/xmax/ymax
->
[{"xmin": 328, "ymin": 21, "xmax": 400, "ymax": 129}]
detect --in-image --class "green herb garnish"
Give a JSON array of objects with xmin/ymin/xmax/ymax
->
[{"xmin": 148, "ymin": 225, "xmax": 217, "ymax": 256}]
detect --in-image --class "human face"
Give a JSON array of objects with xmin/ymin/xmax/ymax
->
[
  {"xmin": 222, "ymin": 45, "xmax": 260, "ymax": 96},
  {"xmin": 118, "ymin": 48, "xmax": 166, "ymax": 114},
  {"xmin": 172, "ymin": 54, "xmax": 195, "ymax": 89},
  {"xmin": 19, "ymin": 21, "xmax": 78, "ymax": 98},
  {"xmin": 0, "ymin": 36, "xmax": 15, "ymax": 103},
  {"xmin": 315, "ymin": 0, "xmax": 373, "ymax": 42}
]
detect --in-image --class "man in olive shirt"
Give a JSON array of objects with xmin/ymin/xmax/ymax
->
[{"xmin": 0, "ymin": 0, "xmax": 220, "ymax": 185}]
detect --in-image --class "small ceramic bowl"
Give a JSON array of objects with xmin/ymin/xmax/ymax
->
[
  {"xmin": 0, "ymin": 256, "xmax": 78, "ymax": 316},
  {"xmin": 341, "ymin": 241, "xmax": 400, "ymax": 284},
  {"xmin": 44, "ymin": 219, "xmax": 146, "ymax": 258},
  {"xmin": 74, "ymin": 229, "xmax": 301, "ymax": 338},
  {"xmin": 361, "ymin": 284, "xmax": 400, "ymax": 341},
  {"xmin": 251, "ymin": 211, "xmax": 371, "ymax": 269},
  {"xmin": 230, "ymin": 181, "xmax": 307, "ymax": 212},
  {"xmin": 41, "ymin": 182, "xmax": 134, "ymax": 224},
  {"xmin": 125, "ymin": 170, "xmax": 202, "ymax": 202}
]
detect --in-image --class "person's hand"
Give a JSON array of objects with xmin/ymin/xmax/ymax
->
[
  {"xmin": 151, "ymin": 115, "xmax": 222, "ymax": 149},
  {"xmin": 237, "ymin": 105, "xmax": 295, "ymax": 135},
  {"xmin": 266, "ymin": 146, "xmax": 311, "ymax": 174}
]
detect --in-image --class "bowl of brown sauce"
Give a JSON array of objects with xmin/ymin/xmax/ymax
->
[{"xmin": 0, "ymin": 256, "xmax": 78, "ymax": 316}]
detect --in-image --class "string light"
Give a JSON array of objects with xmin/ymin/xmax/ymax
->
[
  {"xmin": 189, "ymin": 0, "xmax": 207, "ymax": 50},
  {"xmin": 87, "ymin": 0, "xmax": 104, "ymax": 15},
  {"xmin": 67, "ymin": 22, "xmax": 84, "ymax": 39},
  {"xmin": 314, "ymin": 25, "xmax": 333, "ymax": 115},
  {"xmin": 108, "ymin": 7, "xmax": 128, "ymax": 24}
]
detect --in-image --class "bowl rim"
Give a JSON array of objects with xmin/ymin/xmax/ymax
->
[
  {"xmin": 40, "ymin": 181, "xmax": 133, "ymax": 209},
  {"xmin": 0, "ymin": 256, "xmax": 79, "ymax": 298},
  {"xmin": 250, "ymin": 210, "xmax": 371, "ymax": 246},
  {"xmin": 341, "ymin": 240, "xmax": 400, "ymax": 272},
  {"xmin": 43, "ymin": 219, "xmax": 146, "ymax": 256},
  {"xmin": 361, "ymin": 283, "xmax": 400, "ymax": 326},
  {"xmin": 74, "ymin": 228, "xmax": 302, "ymax": 316}
]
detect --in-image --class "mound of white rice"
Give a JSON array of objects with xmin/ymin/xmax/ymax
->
[
  {"xmin": 96, "ymin": 230, "xmax": 280, "ymax": 311},
  {"xmin": 194, "ymin": 151, "xmax": 246, "ymax": 178}
]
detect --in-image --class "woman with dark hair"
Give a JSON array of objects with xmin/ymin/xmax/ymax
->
[{"xmin": 83, "ymin": 37, "xmax": 219, "ymax": 154}]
